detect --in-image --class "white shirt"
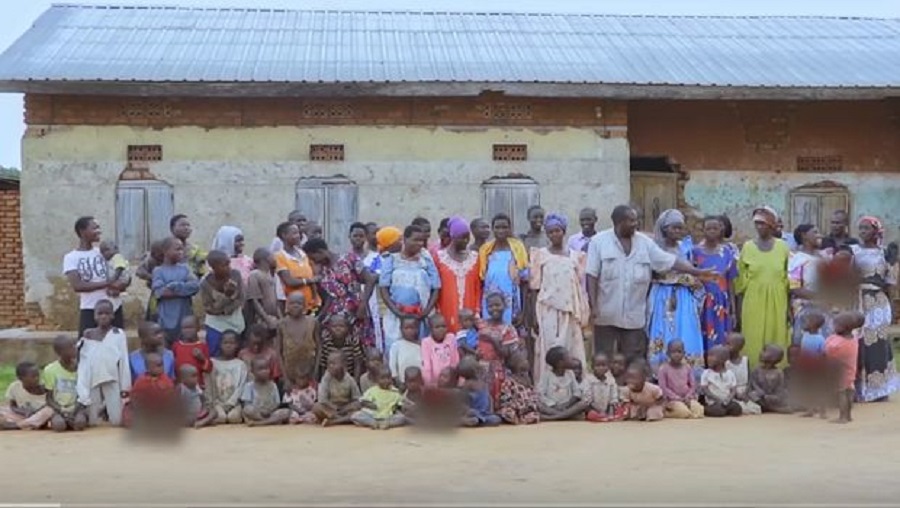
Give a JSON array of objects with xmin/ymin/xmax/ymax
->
[
  {"xmin": 585, "ymin": 230, "xmax": 676, "ymax": 329},
  {"xmin": 726, "ymin": 356, "xmax": 750, "ymax": 398},
  {"xmin": 701, "ymin": 369, "xmax": 737, "ymax": 405},
  {"xmin": 76, "ymin": 328, "xmax": 131, "ymax": 404},
  {"xmin": 63, "ymin": 247, "xmax": 112, "ymax": 310},
  {"xmin": 389, "ymin": 340, "xmax": 422, "ymax": 383}
]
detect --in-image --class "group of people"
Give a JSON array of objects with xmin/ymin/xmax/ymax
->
[{"xmin": 1, "ymin": 203, "xmax": 897, "ymax": 431}]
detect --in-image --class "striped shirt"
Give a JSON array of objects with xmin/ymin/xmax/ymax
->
[{"xmin": 318, "ymin": 332, "xmax": 365, "ymax": 379}]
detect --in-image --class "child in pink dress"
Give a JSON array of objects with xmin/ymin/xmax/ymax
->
[{"xmin": 421, "ymin": 314, "xmax": 460, "ymax": 387}]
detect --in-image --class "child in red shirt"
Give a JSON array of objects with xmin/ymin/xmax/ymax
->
[
  {"xmin": 124, "ymin": 352, "xmax": 180, "ymax": 435},
  {"xmin": 172, "ymin": 315, "xmax": 212, "ymax": 388},
  {"xmin": 240, "ymin": 324, "xmax": 284, "ymax": 389},
  {"xmin": 824, "ymin": 311, "xmax": 865, "ymax": 424}
]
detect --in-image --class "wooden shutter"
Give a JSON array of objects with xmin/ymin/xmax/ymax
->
[
  {"xmin": 145, "ymin": 182, "xmax": 174, "ymax": 245},
  {"xmin": 326, "ymin": 183, "xmax": 358, "ymax": 253},
  {"xmin": 295, "ymin": 180, "xmax": 327, "ymax": 229},
  {"xmin": 789, "ymin": 187, "xmax": 850, "ymax": 233},
  {"xmin": 115, "ymin": 185, "xmax": 146, "ymax": 260},
  {"xmin": 481, "ymin": 178, "xmax": 540, "ymax": 236}
]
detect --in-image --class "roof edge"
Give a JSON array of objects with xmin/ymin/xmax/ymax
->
[{"xmin": 1, "ymin": 80, "xmax": 898, "ymax": 100}]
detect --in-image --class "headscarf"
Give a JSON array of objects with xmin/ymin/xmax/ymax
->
[
  {"xmin": 376, "ymin": 226, "xmax": 402, "ymax": 252},
  {"xmin": 653, "ymin": 209, "xmax": 685, "ymax": 245},
  {"xmin": 544, "ymin": 212, "xmax": 568, "ymax": 232},
  {"xmin": 447, "ymin": 216, "xmax": 470, "ymax": 239},
  {"xmin": 210, "ymin": 225, "xmax": 242, "ymax": 257},
  {"xmin": 751, "ymin": 206, "xmax": 779, "ymax": 228},
  {"xmin": 478, "ymin": 237, "xmax": 529, "ymax": 279},
  {"xmin": 858, "ymin": 216, "xmax": 884, "ymax": 244}
]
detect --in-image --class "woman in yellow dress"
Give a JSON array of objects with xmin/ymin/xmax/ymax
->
[{"xmin": 736, "ymin": 206, "xmax": 790, "ymax": 367}]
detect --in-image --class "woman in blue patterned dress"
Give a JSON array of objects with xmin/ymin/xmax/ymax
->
[{"xmin": 692, "ymin": 216, "xmax": 738, "ymax": 355}]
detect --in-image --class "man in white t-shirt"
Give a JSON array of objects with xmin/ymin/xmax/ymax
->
[{"xmin": 63, "ymin": 216, "xmax": 128, "ymax": 335}]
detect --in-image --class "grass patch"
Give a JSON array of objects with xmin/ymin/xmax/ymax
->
[{"xmin": 0, "ymin": 364, "xmax": 16, "ymax": 395}]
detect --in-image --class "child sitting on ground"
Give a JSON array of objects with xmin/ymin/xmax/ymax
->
[
  {"xmin": 537, "ymin": 346, "xmax": 590, "ymax": 421},
  {"xmin": 611, "ymin": 352, "xmax": 628, "ymax": 397},
  {"xmin": 240, "ymin": 324, "xmax": 283, "ymax": 389},
  {"xmin": 125, "ymin": 352, "xmax": 179, "ymax": 434},
  {"xmin": 44, "ymin": 335, "xmax": 87, "ymax": 432},
  {"xmin": 130, "ymin": 321, "xmax": 175, "ymax": 382},
  {"xmin": 623, "ymin": 361, "xmax": 665, "ymax": 422},
  {"xmin": 77, "ymin": 299, "xmax": 131, "ymax": 427},
  {"xmin": 208, "ymin": 330, "xmax": 247, "ymax": 424},
  {"xmin": 171, "ymin": 316, "xmax": 212, "ymax": 389},
  {"xmin": 359, "ymin": 349, "xmax": 384, "ymax": 393},
  {"xmin": 399, "ymin": 366, "xmax": 426, "ymax": 423},
  {"xmin": 701, "ymin": 345, "xmax": 742, "ymax": 417},
  {"xmin": 319, "ymin": 313, "xmax": 365, "ymax": 380},
  {"xmin": 421, "ymin": 314, "xmax": 460, "ymax": 387},
  {"xmin": 582, "ymin": 353, "xmax": 626, "ymax": 423},
  {"xmin": 455, "ymin": 308, "xmax": 478, "ymax": 358},
  {"xmin": 498, "ymin": 351, "xmax": 541, "ymax": 425},
  {"xmin": 277, "ymin": 293, "xmax": 319, "ymax": 387},
  {"xmin": 241, "ymin": 357, "xmax": 290, "ymax": 427},
  {"xmin": 725, "ymin": 333, "xmax": 761, "ymax": 415},
  {"xmin": 390, "ymin": 316, "xmax": 423, "ymax": 386},
  {"xmin": 351, "ymin": 365, "xmax": 406, "ymax": 429},
  {"xmin": 1, "ymin": 361, "xmax": 53, "ymax": 430},
  {"xmin": 657, "ymin": 340, "xmax": 704, "ymax": 419},
  {"xmin": 314, "ymin": 351, "xmax": 362, "ymax": 426},
  {"xmin": 283, "ymin": 368, "xmax": 318, "ymax": 425},
  {"xmin": 152, "ymin": 237, "xmax": 201, "ymax": 346},
  {"xmin": 797, "ymin": 313, "xmax": 829, "ymax": 418},
  {"xmin": 178, "ymin": 364, "xmax": 215, "ymax": 428},
  {"xmin": 825, "ymin": 311, "xmax": 865, "ymax": 424},
  {"xmin": 458, "ymin": 357, "xmax": 502, "ymax": 427},
  {"xmin": 749, "ymin": 345, "xmax": 791, "ymax": 413}
]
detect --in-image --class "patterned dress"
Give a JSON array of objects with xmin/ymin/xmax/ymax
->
[
  {"xmin": 434, "ymin": 248, "xmax": 481, "ymax": 333},
  {"xmin": 476, "ymin": 320, "xmax": 520, "ymax": 407},
  {"xmin": 498, "ymin": 375, "xmax": 540, "ymax": 425},
  {"xmin": 319, "ymin": 253, "xmax": 375, "ymax": 348},
  {"xmin": 692, "ymin": 244, "xmax": 738, "ymax": 352}
]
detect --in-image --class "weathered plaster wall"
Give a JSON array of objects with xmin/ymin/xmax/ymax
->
[
  {"xmin": 684, "ymin": 171, "xmax": 900, "ymax": 243},
  {"xmin": 22, "ymin": 125, "xmax": 628, "ymax": 329}
]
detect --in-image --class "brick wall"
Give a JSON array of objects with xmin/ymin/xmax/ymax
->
[{"xmin": 0, "ymin": 183, "xmax": 27, "ymax": 328}]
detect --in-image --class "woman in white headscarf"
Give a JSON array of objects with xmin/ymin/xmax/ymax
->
[
  {"xmin": 211, "ymin": 225, "xmax": 254, "ymax": 284},
  {"xmin": 646, "ymin": 209, "xmax": 705, "ymax": 379}
]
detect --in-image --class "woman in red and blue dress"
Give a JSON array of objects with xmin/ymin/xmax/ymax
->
[{"xmin": 692, "ymin": 216, "xmax": 738, "ymax": 355}]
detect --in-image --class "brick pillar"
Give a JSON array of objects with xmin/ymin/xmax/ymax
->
[{"xmin": 0, "ymin": 185, "xmax": 27, "ymax": 328}]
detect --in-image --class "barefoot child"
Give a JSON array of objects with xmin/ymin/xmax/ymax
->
[
  {"xmin": 421, "ymin": 314, "xmax": 460, "ymax": 387},
  {"xmin": 825, "ymin": 311, "xmax": 864, "ymax": 424},
  {"xmin": 657, "ymin": 340, "xmax": 704, "ymax": 419},
  {"xmin": 44, "ymin": 336, "xmax": 87, "ymax": 432},
  {"xmin": 537, "ymin": 346, "xmax": 590, "ymax": 421},
  {"xmin": 623, "ymin": 362, "xmax": 665, "ymax": 422},
  {"xmin": 277, "ymin": 293, "xmax": 319, "ymax": 386},
  {"xmin": 583, "ymin": 353, "xmax": 626, "ymax": 422},
  {"xmin": 389, "ymin": 316, "xmax": 423, "ymax": 386},
  {"xmin": 701, "ymin": 346, "xmax": 742, "ymax": 417},
  {"xmin": 749, "ymin": 345, "xmax": 791, "ymax": 413},
  {"xmin": 797, "ymin": 312, "xmax": 828, "ymax": 418},
  {"xmin": 77, "ymin": 300, "xmax": 131, "ymax": 426},
  {"xmin": 458, "ymin": 357, "xmax": 502, "ymax": 427},
  {"xmin": 152, "ymin": 237, "xmax": 200, "ymax": 346},
  {"xmin": 284, "ymin": 368, "xmax": 318, "ymax": 424},
  {"xmin": 1, "ymin": 362, "xmax": 53, "ymax": 430},
  {"xmin": 319, "ymin": 313, "xmax": 365, "ymax": 380},
  {"xmin": 314, "ymin": 351, "xmax": 362, "ymax": 426},
  {"xmin": 245, "ymin": 247, "xmax": 282, "ymax": 333},
  {"xmin": 725, "ymin": 333, "xmax": 761, "ymax": 415},
  {"xmin": 129, "ymin": 321, "xmax": 175, "ymax": 382},
  {"xmin": 201, "ymin": 250, "xmax": 245, "ymax": 357},
  {"xmin": 455, "ymin": 308, "xmax": 478, "ymax": 358},
  {"xmin": 241, "ymin": 357, "xmax": 290, "ymax": 427},
  {"xmin": 240, "ymin": 324, "xmax": 283, "ymax": 389},
  {"xmin": 172, "ymin": 316, "xmax": 212, "ymax": 388},
  {"xmin": 351, "ymin": 365, "xmax": 406, "ymax": 429},
  {"xmin": 208, "ymin": 330, "xmax": 247, "ymax": 424},
  {"xmin": 498, "ymin": 351, "xmax": 541, "ymax": 425},
  {"xmin": 178, "ymin": 364, "xmax": 215, "ymax": 428}
]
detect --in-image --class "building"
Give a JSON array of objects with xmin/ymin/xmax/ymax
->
[
  {"xmin": 0, "ymin": 5, "xmax": 897, "ymax": 329},
  {"xmin": 0, "ymin": 171, "xmax": 27, "ymax": 328}
]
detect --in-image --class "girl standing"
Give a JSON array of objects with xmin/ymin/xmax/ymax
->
[
  {"xmin": 211, "ymin": 225, "xmax": 254, "ymax": 284},
  {"xmin": 852, "ymin": 216, "xmax": 899, "ymax": 401},
  {"xmin": 736, "ymin": 206, "xmax": 790, "ymax": 368},
  {"xmin": 76, "ymin": 300, "xmax": 131, "ymax": 426},
  {"xmin": 434, "ymin": 217, "xmax": 482, "ymax": 334},
  {"xmin": 692, "ymin": 216, "xmax": 738, "ymax": 353},
  {"xmin": 646, "ymin": 209, "xmax": 704, "ymax": 377},
  {"xmin": 274, "ymin": 222, "xmax": 320, "ymax": 314},
  {"xmin": 529, "ymin": 212, "xmax": 589, "ymax": 385},
  {"xmin": 478, "ymin": 214, "xmax": 529, "ymax": 326}
]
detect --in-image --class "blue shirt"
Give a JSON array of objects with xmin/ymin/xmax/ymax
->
[
  {"xmin": 456, "ymin": 329, "xmax": 478, "ymax": 350},
  {"xmin": 129, "ymin": 349, "xmax": 176, "ymax": 382},
  {"xmin": 800, "ymin": 333, "xmax": 826, "ymax": 355},
  {"xmin": 466, "ymin": 386, "xmax": 493, "ymax": 418},
  {"xmin": 152, "ymin": 263, "xmax": 200, "ymax": 331},
  {"xmin": 378, "ymin": 253, "xmax": 440, "ymax": 307}
]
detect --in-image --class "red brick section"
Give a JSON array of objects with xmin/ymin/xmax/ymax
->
[{"xmin": 0, "ymin": 185, "xmax": 27, "ymax": 328}]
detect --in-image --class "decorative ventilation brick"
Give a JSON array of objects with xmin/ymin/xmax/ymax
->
[
  {"xmin": 493, "ymin": 144, "xmax": 528, "ymax": 161},
  {"xmin": 302, "ymin": 103, "xmax": 355, "ymax": 119},
  {"xmin": 127, "ymin": 145, "xmax": 163, "ymax": 163},
  {"xmin": 120, "ymin": 100, "xmax": 175, "ymax": 119},
  {"xmin": 796, "ymin": 155, "xmax": 843, "ymax": 172},
  {"xmin": 480, "ymin": 103, "xmax": 534, "ymax": 121},
  {"xmin": 310, "ymin": 144, "xmax": 345, "ymax": 161}
]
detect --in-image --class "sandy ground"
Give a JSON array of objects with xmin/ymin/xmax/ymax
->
[{"xmin": 3, "ymin": 399, "xmax": 900, "ymax": 506}]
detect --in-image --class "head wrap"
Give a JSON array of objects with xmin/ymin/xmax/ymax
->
[
  {"xmin": 544, "ymin": 212, "xmax": 568, "ymax": 232},
  {"xmin": 653, "ymin": 209, "xmax": 685, "ymax": 244},
  {"xmin": 210, "ymin": 225, "xmax": 242, "ymax": 257},
  {"xmin": 447, "ymin": 216, "xmax": 470, "ymax": 239},
  {"xmin": 376, "ymin": 226, "xmax": 402, "ymax": 252},
  {"xmin": 751, "ymin": 206, "xmax": 779, "ymax": 228},
  {"xmin": 858, "ymin": 216, "xmax": 884, "ymax": 243}
]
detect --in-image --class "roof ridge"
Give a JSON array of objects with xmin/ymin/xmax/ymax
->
[{"xmin": 48, "ymin": 3, "xmax": 900, "ymax": 21}]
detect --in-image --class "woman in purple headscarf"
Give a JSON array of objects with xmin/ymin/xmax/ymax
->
[
  {"xmin": 528, "ymin": 212, "xmax": 589, "ymax": 384},
  {"xmin": 434, "ymin": 217, "xmax": 482, "ymax": 333}
]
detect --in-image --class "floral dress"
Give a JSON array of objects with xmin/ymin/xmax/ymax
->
[
  {"xmin": 852, "ymin": 245, "xmax": 899, "ymax": 401},
  {"xmin": 692, "ymin": 244, "xmax": 737, "ymax": 352},
  {"xmin": 498, "ymin": 375, "xmax": 540, "ymax": 425},
  {"xmin": 319, "ymin": 253, "xmax": 375, "ymax": 348}
]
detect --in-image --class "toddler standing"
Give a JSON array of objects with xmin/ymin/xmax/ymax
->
[
  {"xmin": 825, "ymin": 311, "xmax": 864, "ymax": 424},
  {"xmin": 797, "ymin": 313, "xmax": 828, "ymax": 417},
  {"xmin": 152, "ymin": 237, "xmax": 200, "ymax": 345},
  {"xmin": 277, "ymin": 293, "xmax": 319, "ymax": 387},
  {"xmin": 208, "ymin": 331, "xmax": 247, "ymax": 424},
  {"xmin": 245, "ymin": 247, "xmax": 282, "ymax": 333},
  {"xmin": 701, "ymin": 346, "xmax": 742, "ymax": 417},
  {"xmin": 421, "ymin": 314, "xmax": 460, "ymax": 387},
  {"xmin": 657, "ymin": 340, "xmax": 704, "ymax": 419}
]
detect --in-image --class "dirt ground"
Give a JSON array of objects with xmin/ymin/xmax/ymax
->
[{"xmin": 4, "ymin": 399, "xmax": 900, "ymax": 506}]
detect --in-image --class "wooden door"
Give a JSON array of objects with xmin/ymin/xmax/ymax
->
[{"xmin": 630, "ymin": 172, "xmax": 677, "ymax": 232}]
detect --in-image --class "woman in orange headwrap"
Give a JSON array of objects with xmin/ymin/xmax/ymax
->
[
  {"xmin": 365, "ymin": 227, "xmax": 403, "ymax": 354},
  {"xmin": 736, "ymin": 206, "xmax": 791, "ymax": 367}
]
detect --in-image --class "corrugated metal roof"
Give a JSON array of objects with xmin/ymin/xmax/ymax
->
[{"xmin": 0, "ymin": 4, "xmax": 898, "ymax": 88}]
